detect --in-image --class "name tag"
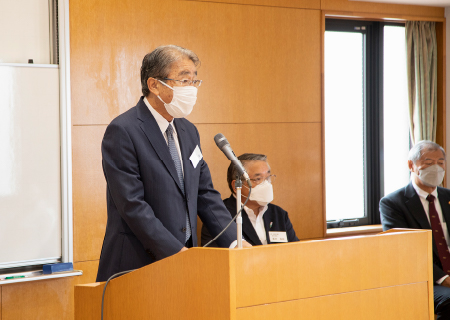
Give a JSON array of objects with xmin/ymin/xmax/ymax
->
[
  {"xmin": 269, "ymin": 231, "xmax": 288, "ymax": 243},
  {"xmin": 189, "ymin": 145, "xmax": 203, "ymax": 168}
]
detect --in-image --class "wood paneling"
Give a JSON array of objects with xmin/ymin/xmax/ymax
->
[
  {"xmin": 73, "ymin": 122, "xmax": 324, "ymax": 255},
  {"xmin": 321, "ymin": 0, "xmax": 444, "ymax": 18},
  {"xmin": 1, "ymin": 261, "xmax": 98, "ymax": 320},
  {"xmin": 73, "ymin": 260, "xmax": 100, "ymax": 287},
  {"xmin": 75, "ymin": 231, "xmax": 433, "ymax": 320},
  {"xmin": 182, "ymin": 0, "xmax": 320, "ymax": 9},
  {"xmin": 235, "ymin": 231, "xmax": 430, "ymax": 307},
  {"xmin": 70, "ymin": 0, "xmax": 321, "ymax": 125},
  {"xmin": 236, "ymin": 283, "xmax": 429, "ymax": 320},
  {"xmin": 2, "ymin": 278, "xmax": 73, "ymax": 320},
  {"xmin": 72, "ymin": 126, "xmax": 107, "ymax": 262},
  {"xmin": 76, "ymin": 250, "xmax": 234, "ymax": 320},
  {"xmin": 197, "ymin": 123, "xmax": 324, "ymax": 240},
  {"xmin": 6, "ymin": 0, "xmax": 447, "ymax": 318}
]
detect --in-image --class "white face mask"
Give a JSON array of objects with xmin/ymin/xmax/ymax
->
[
  {"xmin": 157, "ymin": 80, "xmax": 197, "ymax": 118},
  {"xmin": 417, "ymin": 164, "xmax": 445, "ymax": 187},
  {"xmin": 242, "ymin": 180, "xmax": 274, "ymax": 207}
]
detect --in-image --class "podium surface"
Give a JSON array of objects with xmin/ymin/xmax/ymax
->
[{"xmin": 75, "ymin": 230, "xmax": 433, "ymax": 319}]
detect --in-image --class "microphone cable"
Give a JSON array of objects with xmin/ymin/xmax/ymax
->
[
  {"xmin": 101, "ymin": 269, "xmax": 136, "ymax": 320},
  {"xmin": 203, "ymin": 183, "xmax": 251, "ymax": 247}
]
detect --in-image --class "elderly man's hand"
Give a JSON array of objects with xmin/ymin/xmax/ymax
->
[{"xmin": 242, "ymin": 240, "xmax": 252, "ymax": 248}]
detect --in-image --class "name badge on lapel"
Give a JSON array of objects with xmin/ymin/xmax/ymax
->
[
  {"xmin": 269, "ymin": 231, "xmax": 288, "ymax": 243},
  {"xmin": 189, "ymin": 145, "xmax": 203, "ymax": 168}
]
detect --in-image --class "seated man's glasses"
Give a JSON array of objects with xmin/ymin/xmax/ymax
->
[{"xmin": 249, "ymin": 175, "xmax": 276, "ymax": 186}]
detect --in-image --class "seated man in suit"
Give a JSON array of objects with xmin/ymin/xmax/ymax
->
[
  {"xmin": 380, "ymin": 140, "xmax": 450, "ymax": 319},
  {"xmin": 201, "ymin": 153, "xmax": 299, "ymax": 246}
]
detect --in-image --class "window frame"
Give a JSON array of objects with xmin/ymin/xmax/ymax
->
[{"xmin": 325, "ymin": 19, "xmax": 406, "ymax": 228}]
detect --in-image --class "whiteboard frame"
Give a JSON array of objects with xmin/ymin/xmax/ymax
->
[
  {"xmin": 59, "ymin": 0, "xmax": 73, "ymax": 264},
  {"xmin": 0, "ymin": 0, "xmax": 72, "ymax": 272}
]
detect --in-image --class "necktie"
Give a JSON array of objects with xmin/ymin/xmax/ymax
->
[
  {"xmin": 427, "ymin": 194, "xmax": 450, "ymax": 275},
  {"xmin": 166, "ymin": 124, "xmax": 191, "ymax": 243}
]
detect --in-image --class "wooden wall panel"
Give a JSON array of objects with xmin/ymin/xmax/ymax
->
[
  {"xmin": 72, "ymin": 126, "xmax": 107, "ymax": 262},
  {"xmin": 2, "ymin": 278, "xmax": 74, "ymax": 320},
  {"xmin": 73, "ymin": 122, "xmax": 324, "ymax": 256},
  {"xmin": 183, "ymin": 0, "xmax": 320, "ymax": 9},
  {"xmin": 321, "ymin": 0, "xmax": 444, "ymax": 18},
  {"xmin": 197, "ymin": 123, "xmax": 324, "ymax": 240},
  {"xmin": 236, "ymin": 283, "xmax": 429, "ymax": 320},
  {"xmin": 70, "ymin": 0, "xmax": 321, "ymax": 125},
  {"xmin": 1, "ymin": 261, "xmax": 98, "ymax": 320},
  {"xmin": 73, "ymin": 260, "xmax": 100, "ymax": 287}
]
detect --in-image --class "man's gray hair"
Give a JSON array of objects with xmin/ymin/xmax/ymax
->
[
  {"xmin": 408, "ymin": 140, "xmax": 446, "ymax": 163},
  {"xmin": 227, "ymin": 153, "xmax": 269, "ymax": 194},
  {"xmin": 140, "ymin": 45, "xmax": 200, "ymax": 96}
]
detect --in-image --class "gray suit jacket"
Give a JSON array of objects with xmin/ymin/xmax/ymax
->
[
  {"xmin": 380, "ymin": 182, "xmax": 450, "ymax": 282},
  {"xmin": 96, "ymin": 97, "xmax": 237, "ymax": 281}
]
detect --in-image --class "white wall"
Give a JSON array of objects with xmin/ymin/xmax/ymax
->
[{"xmin": 0, "ymin": 0, "xmax": 50, "ymax": 64}]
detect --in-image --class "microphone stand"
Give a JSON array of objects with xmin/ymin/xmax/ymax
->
[{"xmin": 235, "ymin": 175, "xmax": 243, "ymax": 248}]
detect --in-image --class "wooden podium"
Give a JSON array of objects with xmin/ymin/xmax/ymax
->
[{"xmin": 75, "ymin": 229, "xmax": 434, "ymax": 320}]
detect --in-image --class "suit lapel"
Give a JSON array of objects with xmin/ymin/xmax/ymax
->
[
  {"xmin": 438, "ymin": 188, "xmax": 450, "ymax": 232},
  {"xmin": 404, "ymin": 182, "xmax": 431, "ymax": 229},
  {"xmin": 263, "ymin": 210, "xmax": 272, "ymax": 244},
  {"xmin": 136, "ymin": 100, "xmax": 183, "ymax": 194}
]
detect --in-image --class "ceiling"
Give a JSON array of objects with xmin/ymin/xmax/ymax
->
[{"xmin": 351, "ymin": 0, "xmax": 450, "ymax": 7}]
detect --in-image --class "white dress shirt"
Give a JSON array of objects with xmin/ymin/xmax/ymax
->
[
  {"xmin": 144, "ymin": 97, "xmax": 183, "ymax": 175},
  {"xmin": 245, "ymin": 205, "xmax": 269, "ymax": 245},
  {"xmin": 412, "ymin": 180, "xmax": 449, "ymax": 284},
  {"xmin": 233, "ymin": 194, "xmax": 269, "ymax": 244}
]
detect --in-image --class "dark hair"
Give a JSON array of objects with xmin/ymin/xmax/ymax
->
[
  {"xmin": 140, "ymin": 45, "xmax": 200, "ymax": 96},
  {"xmin": 227, "ymin": 153, "xmax": 268, "ymax": 194}
]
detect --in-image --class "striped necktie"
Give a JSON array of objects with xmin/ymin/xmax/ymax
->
[{"xmin": 166, "ymin": 124, "xmax": 191, "ymax": 243}]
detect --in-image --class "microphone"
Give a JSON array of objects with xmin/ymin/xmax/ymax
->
[{"xmin": 214, "ymin": 133, "xmax": 251, "ymax": 185}]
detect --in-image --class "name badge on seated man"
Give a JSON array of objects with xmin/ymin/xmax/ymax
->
[{"xmin": 269, "ymin": 231, "xmax": 288, "ymax": 243}]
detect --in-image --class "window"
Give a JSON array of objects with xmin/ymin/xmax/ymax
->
[{"xmin": 325, "ymin": 19, "xmax": 410, "ymax": 228}]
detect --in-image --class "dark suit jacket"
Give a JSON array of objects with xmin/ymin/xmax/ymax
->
[
  {"xmin": 96, "ymin": 97, "xmax": 237, "ymax": 281},
  {"xmin": 380, "ymin": 182, "xmax": 450, "ymax": 282},
  {"xmin": 201, "ymin": 195, "xmax": 299, "ymax": 246}
]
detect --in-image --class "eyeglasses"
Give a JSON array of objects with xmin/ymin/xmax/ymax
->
[
  {"xmin": 162, "ymin": 78, "xmax": 202, "ymax": 88},
  {"xmin": 249, "ymin": 175, "xmax": 276, "ymax": 186}
]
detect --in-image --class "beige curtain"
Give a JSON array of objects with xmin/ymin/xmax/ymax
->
[{"xmin": 406, "ymin": 21, "xmax": 437, "ymax": 144}]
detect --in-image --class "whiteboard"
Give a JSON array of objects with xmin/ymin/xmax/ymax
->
[
  {"xmin": 0, "ymin": 0, "xmax": 50, "ymax": 64},
  {"xmin": 0, "ymin": 64, "xmax": 61, "ymax": 268}
]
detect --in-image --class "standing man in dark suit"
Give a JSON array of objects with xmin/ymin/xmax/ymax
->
[
  {"xmin": 97, "ymin": 45, "xmax": 250, "ymax": 282},
  {"xmin": 201, "ymin": 153, "xmax": 299, "ymax": 246},
  {"xmin": 380, "ymin": 140, "xmax": 450, "ymax": 319}
]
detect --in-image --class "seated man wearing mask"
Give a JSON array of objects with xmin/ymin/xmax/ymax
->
[
  {"xmin": 380, "ymin": 140, "xmax": 450, "ymax": 320},
  {"xmin": 201, "ymin": 153, "xmax": 299, "ymax": 246}
]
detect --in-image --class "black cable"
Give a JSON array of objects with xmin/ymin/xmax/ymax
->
[
  {"xmin": 101, "ymin": 269, "xmax": 136, "ymax": 320},
  {"xmin": 203, "ymin": 184, "xmax": 252, "ymax": 247}
]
